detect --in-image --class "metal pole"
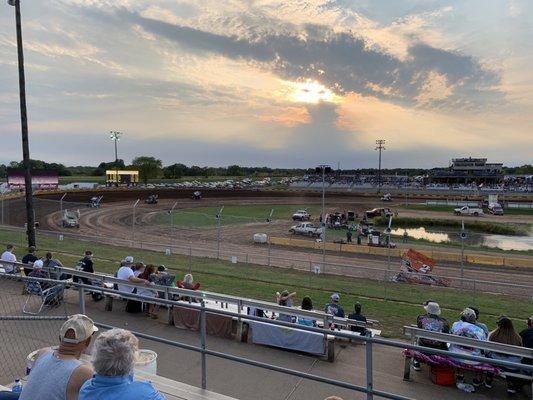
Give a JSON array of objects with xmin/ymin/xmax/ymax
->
[
  {"xmin": 200, "ymin": 299, "xmax": 207, "ymax": 389},
  {"xmin": 460, "ymin": 220, "xmax": 465, "ymax": 291},
  {"xmin": 170, "ymin": 201, "xmax": 178, "ymax": 250},
  {"xmin": 375, "ymin": 139, "xmax": 386, "ymax": 194},
  {"xmin": 10, "ymin": 0, "xmax": 36, "ymax": 246},
  {"xmin": 322, "ymin": 167, "xmax": 326, "ymax": 269},
  {"xmin": 216, "ymin": 206, "xmax": 224, "ymax": 259},
  {"xmin": 1, "ymin": 192, "xmax": 3, "ymax": 225},
  {"xmin": 267, "ymin": 209, "xmax": 274, "ymax": 267},
  {"xmin": 188, "ymin": 245, "xmax": 192, "ymax": 274},
  {"xmin": 78, "ymin": 287, "xmax": 86, "ymax": 314},
  {"xmin": 365, "ymin": 336, "xmax": 374, "ymax": 400},
  {"xmin": 132, "ymin": 199, "xmax": 140, "ymax": 245},
  {"xmin": 114, "ymin": 136, "xmax": 119, "ymax": 187},
  {"xmin": 60, "ymin": 193, "xmax": 67, "ymax": 216}
]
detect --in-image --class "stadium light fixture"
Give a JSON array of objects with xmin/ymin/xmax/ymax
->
[{"xmin": 110, "ymin": 131, "xmax": 122, "ymax": 187}]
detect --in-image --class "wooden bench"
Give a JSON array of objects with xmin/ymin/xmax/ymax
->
[{"xmin": 403, "ymin": 326, "xmax": 533, "ymax": 389}]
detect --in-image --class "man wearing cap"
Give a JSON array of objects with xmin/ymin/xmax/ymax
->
[
  {"xmin": 116, "ymin": 256, "xmax": 150, "ymax": 294},
  {"xmin": 412, "ymin": 301, "xmax": 450, "ymax": 371},
  {"xmin": 17, "ymin": 314, "xmax": 96, "ymax": 400},
  {"xmin": 324, "ymin": 293, "xmax": 345, "ymax": 318}
]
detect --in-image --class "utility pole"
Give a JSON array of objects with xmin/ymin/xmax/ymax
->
[
  {"xmin": 9, "ymin": 0, "xmax": 36, "ymax": 246},
  {"xmin": 170, "ymin": 201, "xmax": 178, "ymax": 251},
  {"xmin": 132, "ymin": 199, "xmax": 140, "ymax": 245},
  {"xmin": 109, "ymin": 131, "xmax": 122, "ymax": 187},
  {"xmin": 216, "ymin": 206, "xmax": 224, "ymax": 259},
  {"xmin": 460, "ymin": 220, "xmax": 467, "ymax": 290},
  {"xmin": 316, "ymin": 165, "xmax": 331, "ymax": 269},
  {"xmin": 375, "ymin": 139, "xmax": 386, "ymax": 194},
  {"xmin": 267, "ymin": 209, "xmax": 274, "ymax": 266}
]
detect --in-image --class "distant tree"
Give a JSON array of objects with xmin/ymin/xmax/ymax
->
[
  {"xmin": 92, "ymin": 160, "xmax": 125, "ymax": 176},
  {"xmin": 227, "ymin": 165, "xmax": 243, "ymax": 176},
  {"xmin": 163, "ymin": 163, "xmax": 187, "ymax": 179},
  {"xmin": 0, "ymin": 164, "xmax": 6, "ymax": 179},
  {"xmin": 132, "ymin": 156, "xmax": 162, "ymax": 184}
]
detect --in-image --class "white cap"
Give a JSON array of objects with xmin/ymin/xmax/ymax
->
[
  {"xmin": 331, "ymin": 293, "xmax": 340, "ymax": 302},
  {"xmin": 124, "ymin": 256, "xmax": 134, "ymax": 263},
  {"xmin": 60, "ymin": 314, "xmax": 98, "ymax": 344},
  {"xmin": 33, "ymin": 260, "xmax": 44, "ymax": 269},
  {"xmin": 424, "ymin": 302, "xmax": 441, "ymax": 316}
]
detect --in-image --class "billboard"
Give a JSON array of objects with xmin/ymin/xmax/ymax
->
[{"xmin": 7, "ymin": 170, "xmax": 59, "ymax": 189}]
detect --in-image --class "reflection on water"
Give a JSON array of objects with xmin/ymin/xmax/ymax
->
[
  {"xmin": 391, "ymin": 228, "xmax": 450, "ymax": 243},
  {"xmin": 391, "ymin": 227, "xmax": 533, "ymax": 251}
]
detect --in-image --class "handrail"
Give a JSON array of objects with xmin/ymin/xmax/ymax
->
[{"xmin": 403, "ymin": 326, "xmax": 533, "ymax": 358}]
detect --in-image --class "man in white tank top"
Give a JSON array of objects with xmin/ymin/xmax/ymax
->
[{"xmin": 18, "ymin": 315, "xmax": 97, "ymax": 400}]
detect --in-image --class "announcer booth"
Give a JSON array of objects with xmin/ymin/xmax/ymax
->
[
  {"xmin": 105, "ymin": 170, "xmax": 139, "ymax": 186},
  {"xmin": 7, "ymin": 170, "xmax": 59, "ymax": 190}
]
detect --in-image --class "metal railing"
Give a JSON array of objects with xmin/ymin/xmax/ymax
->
[{"xmin": 1, "ymin": 271, "xmax": 532, "ymax": 400}]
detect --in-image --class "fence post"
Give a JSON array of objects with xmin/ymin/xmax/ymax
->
[
  {"xmin": 472, "ymin": 279, "xmax": 476, "ymax": 306},
  {"xmin": 78, "ymin": 286, "xmax": 86, "ymax": 315},
  {"xmin": 365, "ymin": 336, "xmax": 374, "ymax": 400},
  {"xmin": 200, "ymin": 299, "xmax": 207, "ymax": 390}
]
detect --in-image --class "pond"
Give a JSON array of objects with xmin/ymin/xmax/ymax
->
[{"xmin": 390, "ymin": 227, "xmax": 533, "ymax": 251}]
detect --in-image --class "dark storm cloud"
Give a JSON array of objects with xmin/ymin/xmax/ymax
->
[{"xmin": 120, "ymin": 10, "xmax": 501, "ymax": 108}]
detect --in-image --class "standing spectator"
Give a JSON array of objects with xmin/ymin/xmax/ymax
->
[
  {"xmin": 520, "ymin": 316, "xmax": 533, "ymax": 354},
  {"xmin": 17, "ymin": 314, "xmax": 96, "ymax": 400},
  {"xmin": 137, "ymin": 265, "xmax": 158, "ymax": 319},
  {"xmin": 485, "ymin": 316, "xmax": 523, "ymax": 394},
  {"xmin": 297, "ymin": 296, "xmax": 316, "ymax": 327},
  {"xmin": 21, "ymin": 246, "xmax": 38, "ymax": 276},
  {"xmin": 412, "ymin": 302, "xmax": 449, "ymax": 371},
  {"xmin": 74, "ymin": 251, "xmax": 94, "ymax": 285},
  {"xmin": 450, "ymin": 308, "xmax": 487, "ymax": 390},
  {"xmin": 79, "ymin": 329, "xmax": 165, "ymax": 400},
  {"xmin": 276, "ymin": 290, "xmax": 296, "ymax": 323},
  {"xmin": 348, "ymin": 303, "xmax": 368, "ymax": 336},
  {"xmin": 1, "ymin": 244, "xmax": 17, "ymax": 273},
  {"xmin": 324, "ymin": 293, "xmax": 345, "ymax": 318},
  {"xmin": 346, "ymin": 230, "xmax": 352, "ymax": 243},
  {"xmin": 468, "ymin": 306, "xmax": 489, "ymax": 337}
]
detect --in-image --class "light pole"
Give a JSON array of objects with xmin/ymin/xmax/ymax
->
[
  {"xmin": 169, "ymin": 201, "xmax": 178, "ymax": 250},
  {"xmin": 375, "ymin": 139, "xmax": 386, "ymax": 194},
  {"xmin": 316, "ymin": 165, "xmax": 331, "ymax": 269},
  {"xmin": 132, "ymin": 199, "xmax": 140, "ymax": 245},
  {"xmin": 460, "ymin": 220, "xmax": 467, "ymax": 290},
  {"xmin": 59, "ymin": 193, "xmax": 67, "ymax": 216},
  {"xmin": 8, "ymin": 0, "xmax": 36, "ymax": 246},
  {"xmin": 216, "ymin": 206, "xmax": 224, "ymax": 259},
  {"xmin": 267, "ymin": 208, "xmax": 274, "ymax": 266},
  {"xmin": 109, "ymin": 131, "xmax": 122, "ymax": 187}
]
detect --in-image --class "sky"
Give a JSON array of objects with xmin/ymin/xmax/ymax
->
[{"xmin": 0, "ymin": 0, "xmax": 532, "ymax": 168}]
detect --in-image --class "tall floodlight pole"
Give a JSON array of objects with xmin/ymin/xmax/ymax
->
[
  {"xmin": 267, "ymin": 209, "xmax": 274, "ymax": 266},
  {"xmin": 216, "ymin": 206, "xmax": 224, "ymax": 259},
  {"xmin": 109, "ymin": 131, "xmax": 122, "ymax": 187},
  {"xmin": 317, "ymin": 165, "xmax": 331, "ymax": 269},
  {"xmin": 375, "ymin": 139, "xmax": 386, "ymax": 194},
  {"xmin": 8, "ymin": 0, "xmax": 36, "ymax": 246},
  {"xmin": 460, "ymin": 220, "xmax": 467, "ymax": 290},
  {"xmin": 169, "ymin": 201, "xmax": 178, "ymax": 250},
  {"xmin": 59, "ymin": 193, "xmax": 67, "ymax": 216},
  {"xmin": 132, "ymin": 199, "xmax": 140, "ymax": 245}
]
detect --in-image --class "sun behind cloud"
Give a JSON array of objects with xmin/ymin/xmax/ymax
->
[{"xmin": 279, "ymin": 80, "xmax": 343, "ymax": 104}]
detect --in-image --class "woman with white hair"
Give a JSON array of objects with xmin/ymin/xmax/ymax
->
[{"xmin": 79, "ymin": 329, "xmax": 165, "ymax": 400}]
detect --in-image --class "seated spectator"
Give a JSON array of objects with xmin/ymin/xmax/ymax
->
[
  {"xmin": 485, "ymin": 316, "xmax": 523, "ymax": 394},
  {"xmin": 116, "ymin": 256, "xmax": 150, "ymax": 295},
  {"xmin": 412, "ymin": 301, "xmax": 449, "ymax": 371},
  {"xmin": 177, "ymin": 273, "xmax": 201, "ymax": 302},
  {"xmin": 14, "ymin": 314, "xmax": 96, "ymax": 400},
  {"xmin": 1, "ymin": 244, "xmax": 17, "ymax": 273},
  {"xmin": 276, "ymin": 290, "xmax": 296, "ymax": 323},
  {"xmin": 151, "ymin": 265, "xmax": 174, "ymax": 287},
  {"xmin": 21, "ymin": 246, "xmax": 38, "ymax": 276},
  {"xmin": 520, "ymin": 316, "xmax": 533, "ymax": 362},
  {"xmin": 297, "ymin": 296, "xmax": 316, "ymax": 327},
  {"xmin": 468, "ymin": 305, "xmax": 489, "ymax": 337},
  {"xmin": 324, "ymin": 293, "xmax": 345, "ymax": 318},
  {"xmin": 43, "ymin": 252, "xmax": 64, "ymax": 280},
  {"xmin": 137, "ymin": 265, "xmax": 158, "ymax": 319},
  {"xmin": 73, "ymin": 251, "xmax": 94, "ymax": 285},
  {"xmin": 27, "ymin": 260, "xmax": 63, "ymax": 306},
  {"xmin": 348, "ymin": 303, "xmax": 368, "ymax": 337},
  {"xmin": 450, "ymin": 308, "xmax": 487, "ymax": 390},
  {"xmin": 132, "ymin": 262, "xmax": 145, "ymax": 277},
  {"xmin": 79, "ymin": 328, "xmax": 165, "ymax": 400}
]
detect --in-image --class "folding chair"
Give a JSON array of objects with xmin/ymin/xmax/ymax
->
[{"xmin": 23, "ymin": 280, "xmax": 64, "ymax": 315}]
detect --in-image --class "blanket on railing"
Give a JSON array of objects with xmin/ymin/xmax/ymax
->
[{"xmin": 404, "ymin": 349, "xmax": 501, "ymax": 374}]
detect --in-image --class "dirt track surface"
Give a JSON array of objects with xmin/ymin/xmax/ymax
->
[{"xmin": 24, "ymin": 195, "xmax": 530, "ymax": 298}]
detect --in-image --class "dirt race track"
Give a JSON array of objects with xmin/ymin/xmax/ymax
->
[{"xmin": 3, "ymin": 190, "xmax": 533, "ymax": 297}]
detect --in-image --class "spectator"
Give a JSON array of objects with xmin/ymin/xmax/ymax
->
[
  {"xmin": 74, "ymin": 251, "xmax": 94, "ymax": 285},
  {"xmin": 26, "ymin": 260, "xmax": 64, "ymax": 306},
  {"xmin": 21, "ymin": 246, "xmax": 38, "ymax": 276},
  {"xmin": 520, "ymin": 316, "xmax": 533, "ymax": 357},
  {"xmin": 468, "ymin": 306, "xmax": 489, "ymax": 337},
  {"xmin": 348, "ymin": 303, "xmax": 368, "ymax": 337},
  {"xmin": 324, "ymin": 293, "xmax": 345, "ymax": 318},
  {"xmin": 132, "ymin": 262, "xmax": 145, "ymax": 278},
  {"xmin": 297, "ymin": 296, "xmax": 316, "ymax": 327},
  {"xmin": 450, "ymin": 308, "xmax": 487, "ymax": 390},
  {"xmin": 137, "ymin": 265, "xmax": 158, "ymax": 319},
  {"xmin": 116, "ymin": 256, "xmax": 150, "ymax": 294},
  {"xmin": 16, "ymin": 315, "xmax": 96, "ymax": 400},
  {"xmin": 412, "ymin": 302, "xmax": 449, "ymax": 371},
  {"xmin": 346, "ymin": 230, "xmax": 352, "ymax": 243},
  {"xmin": 182, "ymin": 273, "xmax": 200, "ymax": 290},
  {"xmin": 79, "ymin": 328, "xmax": 165, "ymax": 400},
  {"xmin": 1, "ymin": 244, "xmax": 17, "ymax": 273},
  {"xmin": 276, "ymin": 290, "xmax": 296, "ymax": 323},
  {"xmin": 485, "ymin": 316, "xmax": 523, "ymax": 394},
  {"xmin": 43, "ymin": 252, "xmax": 64, "ymax": 280}
]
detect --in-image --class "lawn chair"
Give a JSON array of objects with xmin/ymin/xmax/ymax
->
[{"xmin": 23, "ymin": 280, "xmax": 64, "ymax": 315}]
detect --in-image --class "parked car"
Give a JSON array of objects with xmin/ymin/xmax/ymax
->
[
  {"xmin": 289, "ymin": 222, "xmax": 323, "ymax": 237},
  {"xmin": 365, "ymin": 208, "xmax": 393, "ymax": 218},
  {"xmin": 488, "ymin": 203, "xmax": 503, "ymax": 215},
  {"xmin": 292, "ymin": 210, "xmax": 311, "ymax": 221},
  {"xmin": 381, "ymin": 193, "xmax": 392, "ymax": 202},
  {"xmin": 453, "ymin": 206, "xmax": 483, "ymax": 216}
]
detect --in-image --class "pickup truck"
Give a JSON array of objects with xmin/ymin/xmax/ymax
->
[
  {"xmin": 453, "ymin": 206, "xmax": 483, "ymax": 216},
  {"xmin": 289, "ymin": 222, "xmax": 323, "ymax": 237},
  {"xmin": 292, "ymin": 210, "xmax": 311, "ymax": 221},
  {"xmin": 365, "ymin": 208, "xmax": 393, "ymax": 218}
]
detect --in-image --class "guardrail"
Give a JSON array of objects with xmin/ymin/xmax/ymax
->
[{"xmin": 2, "ymin": 271, "xmax": 532, "ymax": 400}]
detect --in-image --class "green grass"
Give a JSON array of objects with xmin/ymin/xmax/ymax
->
[
  {"xmin": 58, "ymin": 176, "xmax": 105, "ymax": 184},
  {"xmin": 402, "ymin": 204, "xmax": 533, "ymax": 216},
  {"xmin": 2, "ymin": 227, "xmax": 531, "ymax": 338},
  {"xmin": 154, "ymin": 204, "xmax": 324, "ymax": 227},
  {"xmin": 373, "ymin": 216, "xmax": 531, "ymax": 236}
]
